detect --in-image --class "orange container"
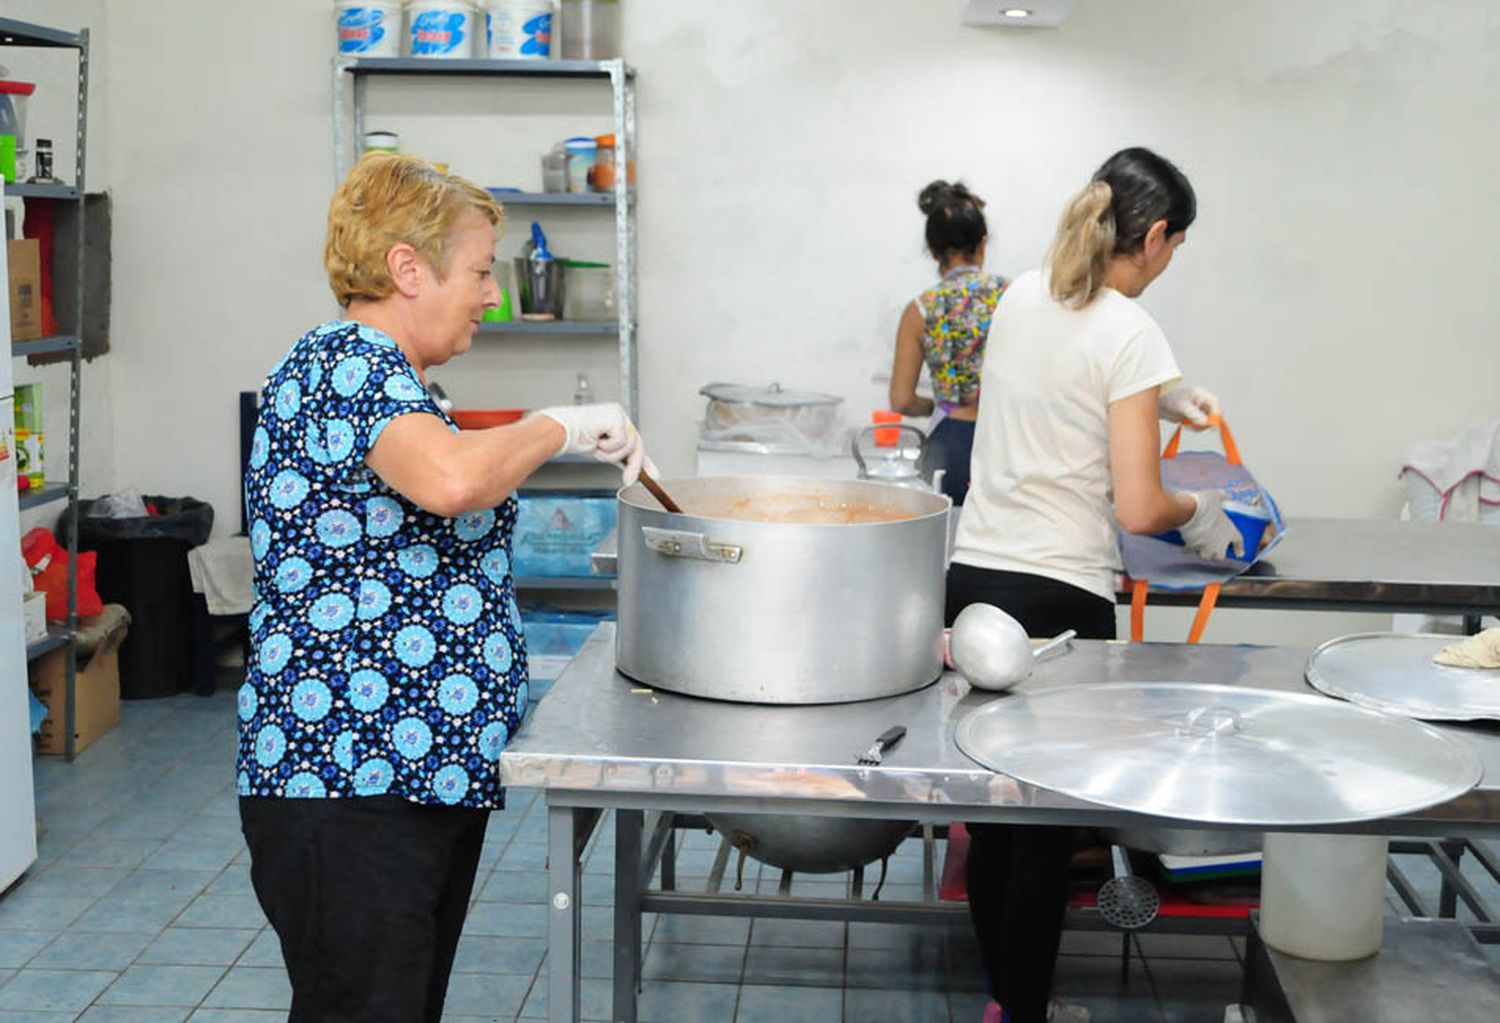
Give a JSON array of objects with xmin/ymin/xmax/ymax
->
[
  {"xmin": 590, "ymin": 133, "xmax": 635, "ymax": 191},
  {"xmin": 451, "ymin": 408, "xmax": 526, "ymax": 430},
  {"xmin": 872, "ymin": 410, "xmax": 903, "ymax": 447}
]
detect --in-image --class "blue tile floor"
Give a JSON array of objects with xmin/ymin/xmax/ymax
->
[{"xmin": 3, "ymin": 688, "xmax": 1499, "ymax": 1022}]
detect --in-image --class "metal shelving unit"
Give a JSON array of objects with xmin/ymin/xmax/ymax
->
[
  {"xmin": 4, "ymin": 16, "xmax": 89, "ymax": 759},
  {"xmin": 477, "ymin": 320, "xmax": 618, "ymax": 337},
  {"xmin": 487, "ymin": 190, "xmax": 617, "ymax": 207},
  {"xmin": 333, "ymin": 55, "xmax": 636, "ymax": 597},
  {"xmin": 332, "ymin": 55, "xmax": 638, "ymax": 418}
]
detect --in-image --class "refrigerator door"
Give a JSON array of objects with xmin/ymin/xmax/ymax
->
[{"xmin": 0, "ymin": 398, "xmax": 38, "ymax": 891}]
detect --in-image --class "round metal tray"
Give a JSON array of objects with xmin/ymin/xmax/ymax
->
[
  {"xmin": 1306, "ymin": 632, "xmax": 1500, "ymax": 722},
  {"xmin": 954, "ymin": 682, "xmax": 1482, "ymax": 827}
]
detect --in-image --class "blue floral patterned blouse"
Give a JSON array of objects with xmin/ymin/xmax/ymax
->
[{"xmin": 237, "ymin": 320, "xmax": 527, "ymax": 809}]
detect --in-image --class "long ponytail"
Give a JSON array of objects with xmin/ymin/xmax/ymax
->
[
  {"xmin": 1047, "ymin": 147, "xmax": 1197, "ymax": 310},
  {"xmin": 1047, "ymin": 180, "xmax": 1116, "ymax": 309}
]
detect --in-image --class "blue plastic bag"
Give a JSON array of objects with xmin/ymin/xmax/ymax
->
[{"xmin": 1118, "ymin": 417, "xmax": 1284, "ymax": 641}]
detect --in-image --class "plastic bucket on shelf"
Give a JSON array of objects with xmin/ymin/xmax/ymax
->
[
  {"xmin": 406, "ymin": 0, "xmax": 478, "ymax": 58},
  {"xmin": 334, "ymin": 2, "xmax": 404, "ymax": 57},
  {"xmin": 484, "ymin": 0, "xmax": 553, "ymax": 59}
]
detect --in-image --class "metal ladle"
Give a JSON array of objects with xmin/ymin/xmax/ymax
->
[{"xmin": 1097, "ymin": 845, "xmax": 1160, "ymax": 930}]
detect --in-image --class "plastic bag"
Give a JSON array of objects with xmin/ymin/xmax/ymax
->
[
  {"xmin": 1118, "ymin": 417, "xmax": 1284, "ymax": 643},
  {"xmin": 69, "ymin": 495, "xmax": 214, "ymax": 545},
  {"xmin": 88, "ymin": 489, "xmax": 150, "ymax": 519},
  {"xmin": 22, "ymin": 527, "xmax": 105, "ymax": 621}
]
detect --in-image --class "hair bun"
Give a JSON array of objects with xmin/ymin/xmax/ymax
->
[
  {"xmin": 918, "ymin": 180, "xmax": 983, "ymax": 217},
  {"xmin": 918, "ymin": 180, "xmax": 953, "ymax": 216}
]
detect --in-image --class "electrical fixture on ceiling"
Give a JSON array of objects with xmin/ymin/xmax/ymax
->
[{"xmin": 961, "ymin": 0, "xmax": 1077, "ymax": 29}]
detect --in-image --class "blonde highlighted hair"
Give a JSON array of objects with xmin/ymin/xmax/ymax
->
[
  {"xmin": 1047, "ymin": 180, "xmax": 1116, "ymax": 309},
  {"xmin": 1047, "ymin": 147, "xmax": 1197, "ymax": 309},
  {"xmin": 324, "ymin": 152, "xmax": 505, "ymax": 307}
]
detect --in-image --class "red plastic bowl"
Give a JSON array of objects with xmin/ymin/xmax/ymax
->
[{"xmin": 451, "ymin": 408, "xmax": 526, "ymax": 430}]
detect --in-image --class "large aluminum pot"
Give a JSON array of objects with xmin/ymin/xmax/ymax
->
[
  {"xmin": 706, "ymin": 813, "xmax": 916, "ymax": 874},
  {"xmin": 616, "ymin": 476, "xmax": 949, "ymax": 703}
]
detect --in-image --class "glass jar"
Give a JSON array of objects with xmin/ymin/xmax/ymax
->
[{"xmin": 540, "ymin": 145, "xmax": 568, "ymax": 192}]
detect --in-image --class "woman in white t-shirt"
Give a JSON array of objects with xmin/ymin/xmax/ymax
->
[{"xmin": 949, "ymin": 148, "xmax": 1242, "ymax": 1023}]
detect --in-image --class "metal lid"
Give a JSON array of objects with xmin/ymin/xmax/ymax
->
[
  {"xmin": 954, "ymin": 682, "xmax": 1481, "ymax": 826},
  {"xmin": 1306, "ymin": 632, "xmax": 1500, "ymax": 722},
  {"xmin": 700, "ymin": 381, "xmax": 844, "ymax": 408}
]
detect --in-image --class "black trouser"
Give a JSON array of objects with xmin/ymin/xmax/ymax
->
[
  {"xmin": 922, "ymin": 416, "xmax": 976, "ymax": 505},
  {"xmin": 240, "ymin": 795, "xmax": 490, "ymax": 1023},
  {"xmin": 946, "ymin": 564, "xmax": 1117, "ymax": 1023}
]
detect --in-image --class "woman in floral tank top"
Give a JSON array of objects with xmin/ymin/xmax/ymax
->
[{"xmin": 888, "ymin": 180, "xmax": 1009, "ymax": 504}]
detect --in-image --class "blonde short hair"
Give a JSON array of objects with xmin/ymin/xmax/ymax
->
[{"xmin": 324, "ymin": 152, "xmax": 505, "ymax": 307}]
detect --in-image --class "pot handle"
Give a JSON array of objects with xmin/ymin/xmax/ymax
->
[{"xmin": 641, "ymin": 526, "xmax": 743, "ymax": 564}]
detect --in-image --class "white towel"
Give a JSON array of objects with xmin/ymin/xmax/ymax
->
[
  {"xmin": 187, "ymin": 536, "xmax": 255, "ymax": 616},
  {"xmin": 1401, "ymin": 419, "xmax": 1500, "ymax": 523}
]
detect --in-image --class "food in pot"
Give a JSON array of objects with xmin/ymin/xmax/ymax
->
[{"xmin": 687, "ymin": 491, "xmax": 917, "ymax": 525}]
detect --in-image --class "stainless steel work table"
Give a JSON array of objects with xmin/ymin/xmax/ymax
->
[
  {"xmin": 498, "ymin": 625, "xmax": 1500, "ymax": 1023},
  {"xmin": 1140, "ymin": 517, "xmax": 1500, "ymax": 620}
]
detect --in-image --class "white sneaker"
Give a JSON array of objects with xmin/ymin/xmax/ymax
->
[{"xmin": 1046, "ymin": 1000, "xmax": 1091, "ymax": 1023}]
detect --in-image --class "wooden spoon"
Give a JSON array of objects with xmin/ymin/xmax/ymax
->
[{"xmin": 638, "ymin": 469, "xmax": 683, "ymax": 514}]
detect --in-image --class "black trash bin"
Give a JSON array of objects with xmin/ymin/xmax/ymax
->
[{"xmin": 66, "ymin": 496, "xmax": 215, "ymax": 699}]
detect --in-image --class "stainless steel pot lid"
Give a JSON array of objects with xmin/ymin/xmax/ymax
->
[
  {"xmin": 1306, "ymin": 632, "xmax": 1500, "ymax": 722},
  {"xmin": 699, "ymin": 381, "xmax": 844, "ymax": 407},
  {"xmin": 954, "ymin": 683, "xmax": 1481, "ymax": 826}
]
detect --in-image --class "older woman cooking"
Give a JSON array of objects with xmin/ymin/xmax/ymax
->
[{"xmin": 237, "ymin": 152, "xmax": 651, "ymax": 1022}]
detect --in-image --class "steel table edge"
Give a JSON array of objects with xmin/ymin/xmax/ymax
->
[{"xmin": 503, "ymin": 782, "xmax": 1500, "ymax": 839}]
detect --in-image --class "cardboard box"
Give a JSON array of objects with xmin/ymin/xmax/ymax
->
[
  {"xmin": 7, "ymin": 239, "xmax": 42, "ymax": 342},
  {"xmin": 29, "ymin": 608, "xmax": 128, "ymax": 756}
]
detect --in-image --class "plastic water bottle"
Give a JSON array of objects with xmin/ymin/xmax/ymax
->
[{"xmin": 573, "ymin": 373, "xmax": 592, "ymax": 405}]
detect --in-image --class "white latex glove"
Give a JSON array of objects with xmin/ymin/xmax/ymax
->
[
  {"xmin": 534, "ymin": 403, "xmax": 654, "ymax": 484},
  {"xmin": 1158, "ymin": 385, "xmax": 1221, "ymax": 428},
  {"xmin": 1178, "ymin": 490, "xmax": 1245, "ymax": 561}
]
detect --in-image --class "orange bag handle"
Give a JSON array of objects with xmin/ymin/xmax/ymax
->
[
  {"xmin": 1128, "ymin": 578, "xmax": 1220, "ymax": 645},
  {"xmin": 1186, "ymin": 583, "xmax": 1221, "ymax": 644},
  {"xmin": 1163, "ymin": 413, "xmax": 1241, "ymax": 466}
]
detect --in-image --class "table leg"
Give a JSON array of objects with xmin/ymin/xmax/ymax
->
[
  {"xmin": 549, "ymin": 803, "xmax": 583, "ymax": 1023},
  {"xmin": 1439, "ymin": 839, "xmax": 1466, "ymax": 918},
  {"xmin": 613, "ymin": 809, "xmax": 644, "ymax": 1023}
]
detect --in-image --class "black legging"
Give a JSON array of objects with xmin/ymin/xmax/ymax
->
[
  {"xmin": 946, "ymin": 563, "xmax": 1117, "ymax": 1023},
  {"xmin": 922, "ymin": 416, "xmax": 976, "ymax": 505}
]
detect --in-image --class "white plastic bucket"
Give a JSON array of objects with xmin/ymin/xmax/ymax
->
[
  {"xmin": 1259, "ymin": 832, "xmax": 1387, "ymax": 961},
  {"xmin": 406, "ymin": 0, "xmax": 478, "ymax": 58},
  {"xmin": 485, "ymin": 0, "xmax": 553, "ymax": 59},
  {"xmin": 335, "ymin": 2, "xmax": 403, "ymax": 57}
]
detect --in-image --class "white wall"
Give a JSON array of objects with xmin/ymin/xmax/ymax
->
[{"xmin": 82, "ymin": 0, "xmax": 1500, "ymax": 644}]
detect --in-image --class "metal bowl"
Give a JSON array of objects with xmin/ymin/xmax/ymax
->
[
  {"xmin": 706, "ymin": 813, "xmax": 916, "ymax": 874},
  {"xmin": 1104, "ymin": 827, "xmax": 1262, "ymax": 857}
]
